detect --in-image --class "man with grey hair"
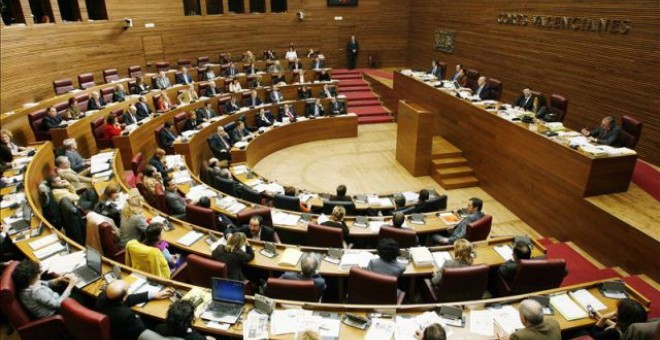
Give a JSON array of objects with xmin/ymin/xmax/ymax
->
[
  {"xmin": 55, "ymin": 156, "xmax": 94, "ymax": 190},
  {"xmin": 279, "ymin": 255, "xmax": 326, "ymax": 295},
  {"xmin": 581, "ymin": 116, "xmax": 623, "ymax": 147},
  {"xmin": 62, "ymin": 138, "xmax": 90, "ymax": 174},
  {"xmin": 510, "ymin": 299, "xmax": 560, "ymax": 340}
]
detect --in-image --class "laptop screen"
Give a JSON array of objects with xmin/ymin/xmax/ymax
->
[
  {"xmin": 86, "ymin": 246, "xmax": 102, "ymax": 274},
  {"xmin": 212, "ymin": 277, "xmax": 245, "ymax": 304},
  {"xmin": 22, "ymin": 203, "xmax": 32, "ymax": 222}
]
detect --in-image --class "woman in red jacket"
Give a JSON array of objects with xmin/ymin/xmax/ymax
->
[{"xmin": 103, "ymin": 114, "xmax": 123, "ymax": 139}]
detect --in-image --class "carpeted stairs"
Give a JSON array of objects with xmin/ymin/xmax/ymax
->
[{"xmin": 333, "ymin": 69, "xmax": 393, "ymax": 124}]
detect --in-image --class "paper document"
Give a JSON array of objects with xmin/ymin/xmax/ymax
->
[
  {"xmin": 40, "ymin": 251, "xmax": 85, "ymax": 274},
  {"xmin": 494, "ymin": 244, "xmax": 514, "ymax": 261},
  {"xmin": 569, "ymin": 289, "xmax": 607, "ymax": 311},
  {"xmin": 369, "ymin": 221, "xmax": 387, "ymax": 233},
  {"xmin": 34, "ymin": 242, "xmax": 65, "ymax": 259},
  {"xmin": 401, "ymin": 192, "xmax": 419, "ymax": 205},
  {"xmin": 365, "ymin": 319, "xmax": 395, "ymax": 340},
  {"xmin": 271, "ymin": 211, "xmax": 301, "ymax": 226},
  {"xmin": 278, "ymin": 248, "xmax": 303, "ymax": 267},
  {"xmin": 271, "ymin": 309, "xmax": 314, "ymax": 335},
  {"xmin": 232, "ymin": 165, "xmax": 248, "ymax": 175},
  {"xmin": 431, "ymin": 251, "xmax": 452, "ymax": 269},
  {"xmin": 470, "ymin": 310, "xmax": 494, "ymax": 336},
  {"xmin": 177, "ymin": 231, "xmax": 204, "ymax": 246},
  {"xmin": 29, "ymin": 234, "xmax": 59, "ymax": 250},
  {"xmin": 550, "ymin": 293, "xmax": 588, "ymax": 321},
  {"xmin": 243, "ymin": 312, "xmax": 269, "ymax": 340},
  {"xmin": 339, "ymin": 251, "xmax": 375, "ymax": 270},
  {"xmin": 410, "ymin": 247, "xmax": 435, "ymax": 268},
  {"xmin": 172, "ymin": 171, "xmax": 192, "ymax": 184},
  {"xmin": 491, "ymin": 305, "xmax": 525, "ymax": 335},
  {"xmin": 164, "ymin": 155, "xmax": 185, "ymax": 169}
]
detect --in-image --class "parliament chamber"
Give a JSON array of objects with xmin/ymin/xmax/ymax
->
[{"xmin": 0, "ymin": 0, "xmax": 658, "ymax": 339}]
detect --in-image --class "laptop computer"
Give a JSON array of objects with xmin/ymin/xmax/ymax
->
[
  {"xmin": 71, "ymin": 246, "xmax": 103, "ymax": 288},
  {"xmin": 9, "ymin": 204, "xmax": 32, "ymax": 235},
  {"xmin": 205, "ymin": 277, "xmax": 245, "ymax": 324}
]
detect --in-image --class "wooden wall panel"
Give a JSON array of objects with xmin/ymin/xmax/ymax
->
[
  {"xmin": 1, "ymin": 0, "xmax": 409, "ymax": 120},
  {"xmin": 406, "ymin": 0, "xmax": 660, "ymax": 165}
]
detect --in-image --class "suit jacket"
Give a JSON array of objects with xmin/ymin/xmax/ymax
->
[
  {"xmin": 589, "ymin": 126, "xmax": 623, "ymax": 147},
  {"xmin": 154, "ymin": 77, "xmax": 171, "ymax": 90},
  {"xmin": 510, "ymin": 318, "xmax": 561, "ymax": 340},
  {"xmin": 113, "ymin": 90, "xmax": 127, "ymax": 102},
  {"xmin": 321, "ymin": 220, "xmax": 349, "ymax": 241},
  {"xmin": 497, "ymin": 259, "xmax": 519, "ymax": 283},
  {"xmin": 329, "ymin": 102, "xmax": 345, "ymax": 116},
  {"xmin": 298, "ymin": 89, "xmax": 313, "ymax": 100},
  {"xmin": 159, "ymin": 128, "xmax": 176, "ymax": 148},
  {"xmin": 149, "ymin": 157, "xmax": 168, "ymax": 178},
  {"xmin": 196, "ymin": 107, "xmax": 216, "ymax": 121},
  {"xmin": 431, "ymin": 259, "xmax": 469, "ymax": 285},
  {"xmin": 318, "ymin": 73, "xmax": 331, "ymax": 82},
  {"xmin": 183, "ymin": 118, "xmax": 199, "ymax": 131},
  {"xmin": 165, "ymin": 190, "xmax": 186, "ymax": 219},
  {"xmin": 245, "ymin": 96, "xmax": 262, "ymax": 107},
  {"xmin": 279, "ymin": 107, "xmax": 297, "ymax": 121},
  {"xmin": 270, "ymin": 91, "xmax": 284, "ymax": 103},
  {"xmin": 256, "ymin": 112, "xmax": 274, "ymax": 127},
  {"xmin": 346, "ymin": 41, "xmax": 359, "ymax": 55},
  {"xmin": 513, "ymin": 94, "xmax": 535, "ymax": 111},
  {"xmin": 245, "ymin": 65, "xmax": 258, "ymax": 75},
  {"xmin": 135, "ymin": 102, "xmax": 151, "ymax": 118},
  {"xmin": 306, "ymin": 103, "xmax": 325, "ymax": 117},
  {"xmin": 367, "ymin": 257, "xmax": 405, "ymax": 278},
  {"xmin": 205, "ymin": 86, "xmax": 221, "ymax": 97},
  {"xmin": 429, "ymin": 66, "xmax": 443, "ymax": 79},
  {"xmin": 122, "ymin": 112, "xmax": 140, "ymax": 125},
  {"xmin": 447, "ymin": 211, "xmax": 485, "ymax": 243},
  {"xmin": 225, "ymin": 101, "xmax": 240, "ymax": 114},
  {"xmin": 132, "ymin": 84, "xmax": 150, "ymax": 95},
  {"xmin": 209, "ymin": 134, "xmax": 232, "ymax": 153},
  {"xmin": 289, "ymin": 61, "xmax": 303, "ymax": 71},
  {"xmin": 87, "ymin": 97, "xmax": 106, "ymax": 111},
  {"xmin": 474, "ymin": 84, "xmax": 494, "ymax": 100},
  {"xmin": 230, "ymin": 127, "xmax": 250, "ymax": 144},
  {"xmin": 95, "ymin": 291, "xmax": 150, "ymax": 340},
  {"xmin": 65, "ymin": 150, "xmax": 86, "ymax": 172},
  {"xmin": 211, "ymin": 245, "xmax": 255, "ymax": 281},
  {"xmin": 42, "ymin": 114, "xmax": 64, "ymax": 131},
  {"xmin": 233, "ymin": 225, "xmax": 277, "ymax": 242},
  {"xmin": 176, "ymin": 73, "xmax": 193, "ymax": 85},
  {"xmin": 223, "ymin": 68, "xmax": 238, "ymax": 77},
  {"xmin": 320, "ymin": 88, "xmax": 336, "ymax": 98},
  {"xmin": 311, "ymin": 60, "xmax": 325, "ymax": 69}
]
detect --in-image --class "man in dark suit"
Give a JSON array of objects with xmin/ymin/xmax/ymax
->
[
  {"xmin": 513, "ymin": 87, "xmax": 535, "ymax": 111},
  {"xmin": 330, "ymin": 184, "xmax": 351, "ymax": 202},
  {"xmin": 230, "ymin": 121, "xmax": 251, "ymax": 144},
  {"xmin": 581, "ymin": 116, "xmax": 623, "ymax": 147},
  {"xmin": 429, "ymin": 60, "xmax": 443, "ymax": 79},
  {"xmin": 473, "ymin": 76, "xmax": 494, "ymax": 100},
  {"xmin": 289, "ymin": 58, "xmax": 303, "ymax": 71},
  {"xmin": 306, "ymin": 98, "xmax": 325, "ymax": 118},
  {"xmin": 132, "ymin": 77, "xmax": 150, "ymax": 95},
  {"xmin": 196, "ymin": 102, "xmax": 217, "ymax": 121},
  {"xmin": 112, "ymin": 84, "xmax": 128, "ymax": 102},
  {"xmin": 346, "ymin": 35, "xmax": 359, "ymax": 70},
  {"xmin": 225, "ymin": 96, "xmax": 241, "ymax": 114},
  {"xmin": 96, "ymin": 280, "xmax": 173, "ymax": 340},
  {"xmin": 245, "ymin": 91, "xmax": 262, "ymax": 107},
  {"xmin": 223, "ymin": 63, "xmax": 238, "ymax": 77},
  {"xmin": 149, "ymin": 148, "xmax": 170, "ymax": 179},
  {"xmin": 298, "ymin": 86, "xmax": 313, "ymax": 100},
  {"xmin": 230, "ymin": 215, "xmax": 278, "ymax": 242},
  {"xmin": 182, "ymin": 112, "xmax": 200, "ymax": 131},
  {"xmin": 497, "ymin": 240, "xmax": 532, "ymax": 283},
  {"xmin": 311, "ymin": 57, "xmax": 325, "ymax": 70},
  {"xmin": 175, "ymin": 67, "xmax": 193, "ymax": 85},
  {"xmin": 450, "ymin": 64, "xmax": 465, "ymax": 82},
  {"xmin": 122, "ymin": 105, "xmax": 142, "ymax": 125},
  {"xmin": 41, "ymin": 107, "xmax": 64, "ymax": 131},
  {"xmin": 319, "ymin": 84, "xmax": 336, "ymax": 98},
  {"xmin": 256, "ymin": 109, "xmax": 274, "ymax": 128},
  {"xmin": 164, "ymin": 179, "xmax": 186, "ymax": 220},
  {"xmin": 154, "ymin": 71, "xmax": 171, "ymax": 90},
  {"xmin": 279, "ymin": 255, "xmax": 326, "ymax": 295},
  {"xmin": 205, "ymin": 80, "xmax": 222, "ymax": 97},
  {"xmin": 329, "ymin": 96, "xmax": 345, "ymax": 116},
  {"xmin": 270, "ymin": 86, "xmax": 284, "ymax": 103},
  {"xmin": 245, "ymin": 62, "xmax": 259, "ymax": 75},
  {"xmin": 135, "ymin": 96, "xmax": 151, "ymax": 119},
  {"xmin": 279, "ymin": 104, "xmax": 297, "ymax": 122},
  {"xmin": 209, "ymin": 126, "xmax": 232, "ymax": 161},
  {"xmin": 250, "ymin": 75, "xmax": 264, "ymax": 88},
  {"xmin": 87, "ymin": 91, "xmax": 106, "ymax": 111},
  {"xmin": 159, "ymin": 122, "xmax": 176, "ymax": 149}
]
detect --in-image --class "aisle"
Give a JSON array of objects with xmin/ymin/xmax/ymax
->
[{"xmin": 333, "ymin": 69, "xmax": 393, "ymax": 124}]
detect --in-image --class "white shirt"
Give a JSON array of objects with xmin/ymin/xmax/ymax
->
[{"xmin": 285, "ymin": 50, "xmax": 298, "ymax": 61}]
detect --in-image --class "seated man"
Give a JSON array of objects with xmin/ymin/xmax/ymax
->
[
  {"xmin": 159, "ymin": 122, "xmax": 177, "ymax": 149},
  {"xmin": 319, "ymin": 84, "xmax": 336, "ymax": 98},
  {"xmin": 245, "ymin": 90, "xmax": 262, "ymax": 107},
  {"xmin": 135, "ymin": 96, "xmax": 152, "ymax": 119},
  {"xmin": 205, "ymin": 80, "xmax": 222, "ymax": 97},
  {"xmin": 112, "ymin": 84, "xmax": 128, "ymax": 102},
  {"xmin": 318, "ymin": 69, "xmax": 331, "ymax": 82},
  {"xmin": 230, "ymin": 121, "xmax": 252, "ymax": 144},
  {"xmin": 250, "ymin": 75, "xmax": 264, "ymax": 88},
  {"xmin": 225, "ymin": 96, "xmax": 241, "ymax": 114},
  {"xmin": 122, "ymin": 105, "xmax": 142, "ymax": 125},
  {"xmin": 298, "ymin": 86, "xmax": 313, "ymax": 100},
  {"xmin": 196, "ymin": 102, "xmax": 217, "ymax": 121},
  {"xmin": 279, "ymin": 104, "xmax": 297, "ymax": 122},
  {"xmin": 328, "ymin": 96, "xmax": 345, "ymax": 116},
  {"xmin": 330, "ymin": 184, "xmax": 351, "ymax": 202},
  {"xmin": 416, "ymin": 324, "xmax": 447, "ymax": 340},
  {"xmin": 509, "ymin": 299, "xmax": 560, "ymax": 340},
  {"xmin": 497, "ymin": 240, "xmax": 532, "ymax": 283},
  {"xmin": 208, "ymin": 127, "xmax": 232, "ymax": 161},
  {"xmin": 176, "ymin": 67, "xmax": 193, "ymax": 85},
  {"xmin": 429, "ymin": 60, "xmax": 443, "ymax": 79},
  {"xmin": 270, "ymin": 86, "xmax": 284, "ymax": 103},
  {"xmin": 96, "ymin": 279, "xmax": 173, "ymax": 340},
  {"xmin": 182, "ymin": 111, "xmax": 201, "ymax": 131},
  {"xmin": 41, "ymin": 106, "xmax": 63, "ymax": 131},
  {"xmin": 132, "ymin": 77, "xmax": 150, "ymax": 95},
  {"xmin": 229, "ymin": 215, "xmax": 278, "ymax": 242},
  {"xmin": 245, "ymin": 62, "xmax": 259, "ymax": 75},
  {"xmin": 223, "ymin": 62, "xmax": 239, "ymax": 77},
  {"xmin": 13, "ymin": 260, "xmax": 78, "ymax": 318},
  {"xmin": 87, "ymin": 91, "xmax": 106, "ymax": 111},
  {"xmin": 581, "ymin": 116, "xmax": 623, "ymax": 147},
  {"xmin": 164, "ymin": 179, "xmax": 187, "ymax": 220},
  {"xmin": 432, "ymin": 197, "xmax": 484, "ymax": 245},
  {"xmin": 47, "ymin": 175, "xmax": 80, "ymax": 204},
  {"xmin": 366, "ymin": 238, "xmax": 405, "ymax": 278},
  {"xmin": 280, "ymin": 255, "xmax": 326, "ymax": 296},
  {"xmin": 55, "ymin": 156, "xmax": 93, "ymax": 190},
  {"xmin": 311, "ymin": 56, "xmax": 325, "ymax": 70},
  {"xmin": 149, "ymin": 148, "xmax": 170, "ymax": 179},
  {"xmin": 61, "ymin": 138, "xmax": 90, "ymax": 174},
  {"xmin": 512, "ymin": 86, "xmax": 535, "ymax": 111},
  {"xmin": 473, "ymin": 76, "xmax": 494, "ymax": 100},
  {"xmin": 256, "ymin": 109, "xmax": 274, "ymax": 128},
  {"xmin": 306, "ymin": 98, "xmax": 325, "ymax": 118},
  {"xmin": 154, "ymin": 71, "xmax": 171, "ymax": 90}
]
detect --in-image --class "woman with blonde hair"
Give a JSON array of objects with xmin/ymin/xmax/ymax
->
[
  {"xmin": 0, "ymin": 129, "xmax": 28, "ymax": 155},
  {"xmin": 211, "ymin": 232, "xmax": 254, "ymax": 281},
  {"xmin": 157, "ymin": 90, "xmax": 174, "ymax": 112},
  {"xmin": 431, "ymin": 238, "xmax": 473, "ymax": 285},
  {"xmin": 119, "ymin": 189, "xmax": 147, "ymax": 247},
  {"xmin": 321, "ymin": 206, "xmax": 350, "ymax": 245}
]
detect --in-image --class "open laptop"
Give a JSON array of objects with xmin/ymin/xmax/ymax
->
[
  {"xmin": 71, "ymin": 246, "xmax": 103, "ymax": 288},
  {"xmin": 205, "ymin": 277, "xmax": 245, "ymax": 324},
  {"xmin": 8, "ymin": 204, "xmax": 32, "ymax": 235}
]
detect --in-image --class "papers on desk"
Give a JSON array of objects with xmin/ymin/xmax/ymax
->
[
  {"xmin": 438, "ymin": 212, "xmax": 460, "ymax": 226},
  {"xmin": 132, "ymin": 281, "xmax": 163, "ymax": 307},
  {"xmin": 12, "ymin": 156, "xmax": 32, "ymax": 168},
  {"xmin": 339, "ymin": 251, "xmax": 376, "ymax": 271},
  {"xmin": 569, "ymin": 136, "xmax": 590, "ymax": 147},
  {"xmin": 245, "ymin": 178, "xmax": 264, "ymax": 188},
  {"xmin": 270, "ymin": 309, "xmax": 314, "ymax": 335},
  {"xmin": 545, "ymin": 122, "xmax": 565, "ymax": 131},
  {"xmin": 90, "ymin": 161, "xmax": 111, "ymax": 175},
  {"xmin": 494, "ymin": 244, "xmax": 514, "ymax": 261},
  {"xmin": 243, "ymin": 312, "xmax": 269, "ymax": 340},
  {"xmin": 581, "ymin": 144, "xmax": 636, "ymax": 157},
  {"xmin": 177, "ymin": 230, "xmax": 204, "ymax": 246},
  {"xmin": 253, "ymin": 182, "xmax": 284, "ymax": 194},
  {"xmin": 365, "ymin": 318, "xmax": 395, "ymax": 340},
  {"xmin": 164, "ymin": 155, "xmax": 185, "ymax": 169},
  {"xmin": 367, "ymin": 195, "xmax": 394, "ymax": 208},
  {"xmin": 369, "ymin": 220, "xmax": 388, "ymax": 233},
  {"xmin": 234, "ymin": 141, "xmax": 248, "ymax": 148},
  {"xmin": 570, "ymin": 289, "xmax": 607, "ymax": 311},
  {"xmin": 492, "ymin": 305, "xmax": 525, "ymax": 337},
  {"xmin": 232, "ymin": 165, "xmax": 248, "ymax": 175},
  {"xmin": 316, "ymin": 214, "xmax": 330, "ymax": 225},
  {"xmin": 186, "ymin": 185, "xmax": 217, "ymax": 202},
  {"xmin": 181, "ymin": 130, "xmax": 197, "ymax": 139},
  {"xmin": 271, "ymin": 211, "xmax": 302, "ymax": 226},
  {"xmin": 93, "ymin": 170, "xmax": 113, "ymax": 180},
  {"xmin": 278, "ymin": 248, "xmax": 303, "ymax": 267},
  {"xmin": 1, "ymin": 174, "xmax": 22, "ymax": 185},
  {"xmin": 410, "ymin": 247, "xmax": 435, "ymax": 268},
  {"xmin": 470, "ymin": 310, "xmax": 495, "ymax": 336},
  {"xmin": 182, "ymin": 287, "xmax": 212, "ymax": 318},
  {"xmin": 124, "ymin": 124, "xmax": 138, "ymax": 134},
  {"xmin": 550, "ymin": 293, "xmax": 588, "ymax": 320},
  {"xmin": 172, "ymin": 171, "xmax": 192, "ymax": 184},
  {"xmin": 431, "ymin": 251, "xmax": 452, "ymax": 269},
  {"xmin": 29, "ymin": 234, "xmax": 59, "ymax": 250},
  {"xmin": 34, "ymin": 242, "xmax": 65, "ymax": 259},
  {"xmin": 40, "ymin": 250, "xmax": 85, "ymax": 274},
  {"xmin": 401, "ymin": 191, "xmax": 419, "ymax": 205},
  {"xmin": 1, "ymin": 192, "xmax": 26, "ymax": 209}
]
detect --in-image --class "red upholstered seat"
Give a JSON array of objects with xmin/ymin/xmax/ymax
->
[
  {"xmin": 28, "ymin": 109, "xmax": 51, "ymax": 141},
  {"xmin": 74, "ymin": 93, "xmax": 90, "ymax": 111},
  {"xmin": 155, "ymin": 183, "xmax": 169, "ymax": 214},
  {"xmin": 438, "ymin": 61, "xmax": 447, "ymax": 80},
  {"xmin": 495, "ymin": 259, "xmax": 567, "ymax": 296},
  {"xmin": 488, "ymin": 78, "xmax": 503, "ymax": 101},
  {"xmin": 127, "ymin": 65, "xmax": 142, "ymax": 78},
  {"xmin": 131, "ymin": 152, "xmax": 145, "ymax": 176},
  {"xmin": 186, "ymin": 254, "xmax": 227, "ymax": 288},
  {"xmin": 0, "ymin": 262, "xmax": 67, "ymax": 340},
  {"xmin": 60, "ymin": 299, "xmax": 112, "ymax": 340},
  {"xmin": 103, "ymin": 68, "xmax": 120, "ymax": 83},
  {"xmin": 90, "ymin": 117, "xmax": 113, "ymax": 150},
  {"xmin": 378, "ymin": 226, "xmax": 418, "ymax": 248},
  {"xmin": 186, "ymin": 204, "xmax": 217, "ymax": 231},
  {"xmin": 174, "ymin": 111, "xmax": 188, "ymax": 134},
  {"xmin": 465, "ymin": 215, "xmax": 492, "ymax": 242},
  {"xmin": 532, "ymin": 91, "xmax": 547, "ymax": 107},
  {"xmin": 197, "ymin": 56, "xmax": 210, "ymax": 67},
  {"xmin": 423, "ymin": 264, "xmax": 489, "ymax": 302},
  {"xmin": 236, "ymin": 207, "xmax": 273, "ymax": 227},
  {"xmin": 135, "ymin": 174, "xmax": 158, "ymax": 207},
  {"xmin": 465, "ymin": 68, "xmax": 480, "ymax": 90},
  {"xmin": 155, "ymin": 61, "xmax": 170, "ymax": 71},
  {"xmin": 620, "ymin": 115, "xmax": 643, "ymax": 149},
  {"xmin": 307, "ymin": 222, "xmax": 344, "ymax": 248},
  {"xmin": 54, "ymin": 101, "xmax": 68, "ymax": 115},
  {"xmin": 198, "ymin": 82, "xmax": 209, "ymax": 94},
  {"xmin": 78, "ymin": 73, "xmax": 96, "ymax": 89},
  {"xmin": 549, "ymin": 94, "xmax": 569, "ymax": 122},
  {"xmin": 347, "ymin": 267, "xmax": 405, "ymax": 304},
  {"xmin": 53, "ymin": 78, "xmax": 74, "ymax": 95},
  {"xmin": 99, "ymin": 222, "xmax": 125, "ymax": 264},
  {"xmin": 266, "ymin": 278, "xmax": 320, "ymax": 302},
  {"xmin": 177, "ymin": 59, "xmax": 192, "ymax": 68}
]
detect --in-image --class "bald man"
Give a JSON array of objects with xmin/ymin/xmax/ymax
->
[
  {"xmin": 473, "ymin": 76, "xmax": 494, "ymax": 100},
  {"xmin": 510, "ymin": 299, "xmax": 561, "ymax": 340},
  {"xmin": 581, "ymin": 116, "xmax": 623, "ymax": 147},
  {"xmin": 95, "ymin": 280, "xmax": 174, "ymax": 340}
]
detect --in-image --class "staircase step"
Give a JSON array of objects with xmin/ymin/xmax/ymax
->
[
  {"xmin": 337, "ymin": 79, "xmax": 366, "ymax": 86},
  {"xmin": 345, "ymin": 92, "xmax": 379, "ymax": 101},
  {"xmin": 348, "ymin": 99, "xmax": 382, "ymax": 108},
  {"xmin": 358, "ymin": 116, "xmax": 394, "ymax": 124},
  {"xmin": 351, "ymin": 106, "xmax": 390, "ymax": 117},
  {"xmin": 431, "ymin": 157, "xmax": 468, "ymax": 168},
  {"xmin": 334, "ymin": 75, "xmax": 363, "ymax": 80},
  {"xmin": 341, "ymin": 86, "xmax": 372, "ymax": 93},
  {"xmin": 435, "ymin": 166, "xmax": 474, "ymax": 178},
  {"xmin": 431, "ymin": 151, "xmax": 464, "ymax": 159},
  {"xmin": 436, "ymin": 175, "xmax": 480, "ymax": 189}
]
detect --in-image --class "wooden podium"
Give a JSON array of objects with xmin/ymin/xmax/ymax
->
[{"xmin": 396, "ymin": 100, "xmax": 434, "ymax": 176}]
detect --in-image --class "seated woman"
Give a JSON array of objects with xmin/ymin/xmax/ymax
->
[
  {"xmin": 12, "ymin": 260, "xmax": 78, "ymax": 318},
  {"xmin": 321, "ymin": 206, "xmax": 350, "ymax": 247},
  {"xmin": 125, "ymin": 223, "xmax": 172, "ymax": 279},
  {"xmin": 182, "ymin": 111, "xmax": 201, "ymax": 132},
  {"xmin": 318, "ymin": 69, "xmax": 331, "ymax": 82},
  {"xmin": 95, "ymin": 184, "xmax": 122, "ymax": 227},
  {"xmin": 119, "ymin": 190, "xmax": 147, "ymax": 247},
  {"xmin": 141, "ymin": 222, "xmax": 180, "ymax": 270},
  {"xmin": 63, "ymin": 97, "xmax": 82, "ymax": 120},
  {"xmin": 211, "ymin": 232, "xmax": 254, "ymax": 281},
  {"xmin": 0, "ymin": 129, "xmax": 29, "ymax": 155},
  {"xmin": 103, "ymin": 114, "xmax": 123, "ymax": 140},
  {"xmin": 155, "ymin": 300, "xmax": 210, "ymax": 340},
  {"xmin": 228, "ymin": 79, "xmax": 242, "ymax": 93},
  {"xmin": 367, "ymin": 238, "xmax": 405, "ymax": 278},
  {"xmin": 589, "ymin": 298, "xmax": 647, "ymax": 340},
  {"xmin": 177, "ymin": 84, "xmax": 199, "ymax": 105},
  {"xmin": 431, "ymin": 238, "xmax": 473, "ymax": 285},
  {"xmin": 156, "ymin": 90, "xmax": 174, "ymax": 112},
  {"xmin": 272, "ymin": 71, "xmax": 286, "ymax": 85},
  {"xmin": 142, "ymin": 165, "xmax": 163, "ymax": 196},
  {"xmin": 204, "ymin": 68, "xmax": 216, "ymax": 81}
]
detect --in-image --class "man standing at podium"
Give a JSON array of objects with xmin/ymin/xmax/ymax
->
[{"xmin": 346, "ymin": 35, "xmax": 359, "ymax": 70}]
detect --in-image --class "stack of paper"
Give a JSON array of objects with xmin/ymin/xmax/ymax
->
[
  {"xmin": 181, "ymin": 130, "xmax": 197, "ymax": 139},
  {"xmin": 40, "ymin": 251, "xmax": 85, "ymax": 274},
  {"xmin": 431, "ymin": 251, "xmax": 452, "ymax": 269},
  {"xmin": 494, "ymin": 244, "xmax": 514, "ymax": 261},
  {"xmin": 569, "ymin": 289, "xmax": 607, "ymax": 311},
  {"xmin": 339, "ymin": 251, "xmax": 376, "ymax": 271},
  {"xmin": 492, "ymin": 305, "xmax": 525, "ymax": 336},
  {"xmin": 186, "ymin": 185, "xmax": 217, "ymax": 202},
  {"xmin": 234, "ymin": 141, "xmax": 249, "ymax": 148},
  {"xmin": 365, "ymin": 319, "xmax": 395, "ymax": 340},
  {"xmin": 232, "ymin": 165, "xmax": 248, "ymax": 175},
  {"xmin": 401, "ymin": 192, "xmax": 419, "ymax": 205},
  {"xmin": 181, "ymin": 287, "xmax": 212, "ymax": 318},
  {"xmin": 550, "ymin": 293, "xmax": 588, "ymax": 320},
  {"xmin": 470, "ymin": 310, "xmax": 494, "ymax": 336},
  {"xmin": 438, "ymin": 212, "xmax": 461, "ymax": 226},
  {"xmin": 226, "ymin": 201, "xmax": 247, "ymax": 214},
  {"xmin": 271, "ymin": 211, "xmax": 302, "ymax": 226},
  {"xmin": 270, "ymin": 309, "xmax": 314, "ymax": 335},
  {"xmin": 369, "ymin": 221, "xmax": 388, "ymax": 233},
  {"xmin": 243, "ymin": 312, "xmax": 269, "ymax": 340},
  {"xmin": 177, "ymin": 230, "xmax": 204, "ymax": 246},
  {"xmin": 132, "ymin": 282, "xmax": 163, "ymax": 307},
  {"xmin": 164, "ymin": 155, "xmax": 185, "ymax": 169},
  {"xmin": 216, "ymin": 196, "xmax": 237, "ymax": 209},
  {"xmin": 29, "ymin": 234, "xmax": 59, "ymax": 250},
  {"xmin": 172, "ymin": 171, "xmax": 192, "ymax": 184},
  {"xmin": 34, "ymin": 242, "xmax": 65, "ymax": 259},
  {"xmin": 278, "ymin": 248, "xmax": 303, "ymax": 267},
  {"xmin": 410, "ymin": 247, "xmax": 435, "ymax": 268}
]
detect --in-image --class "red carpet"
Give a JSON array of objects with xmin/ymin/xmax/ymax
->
[
  {"xmin": 537, "ymin": 238, "xmax": 556, "ymax": 247},
  {"xmin": 349, "ymin": 99, "xmax": 382, "ymax": 107},
  {"xmin": 623, "ymin": 276, "xmax": 660, "ymax": 318},
  {"xmin": 632, "ymin": 160, "xmax": 660, "ymax": 200},
  {"xmin": 544, "ymin": 243, "xmax": 621, "ymax": 287},
  {"xmin": 334, "ymin": 69, "xmax": 393, "ymax": 124},
  {"xmin": 361, "ymin": 69, "xmax": 395, "ymax": 80}
]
